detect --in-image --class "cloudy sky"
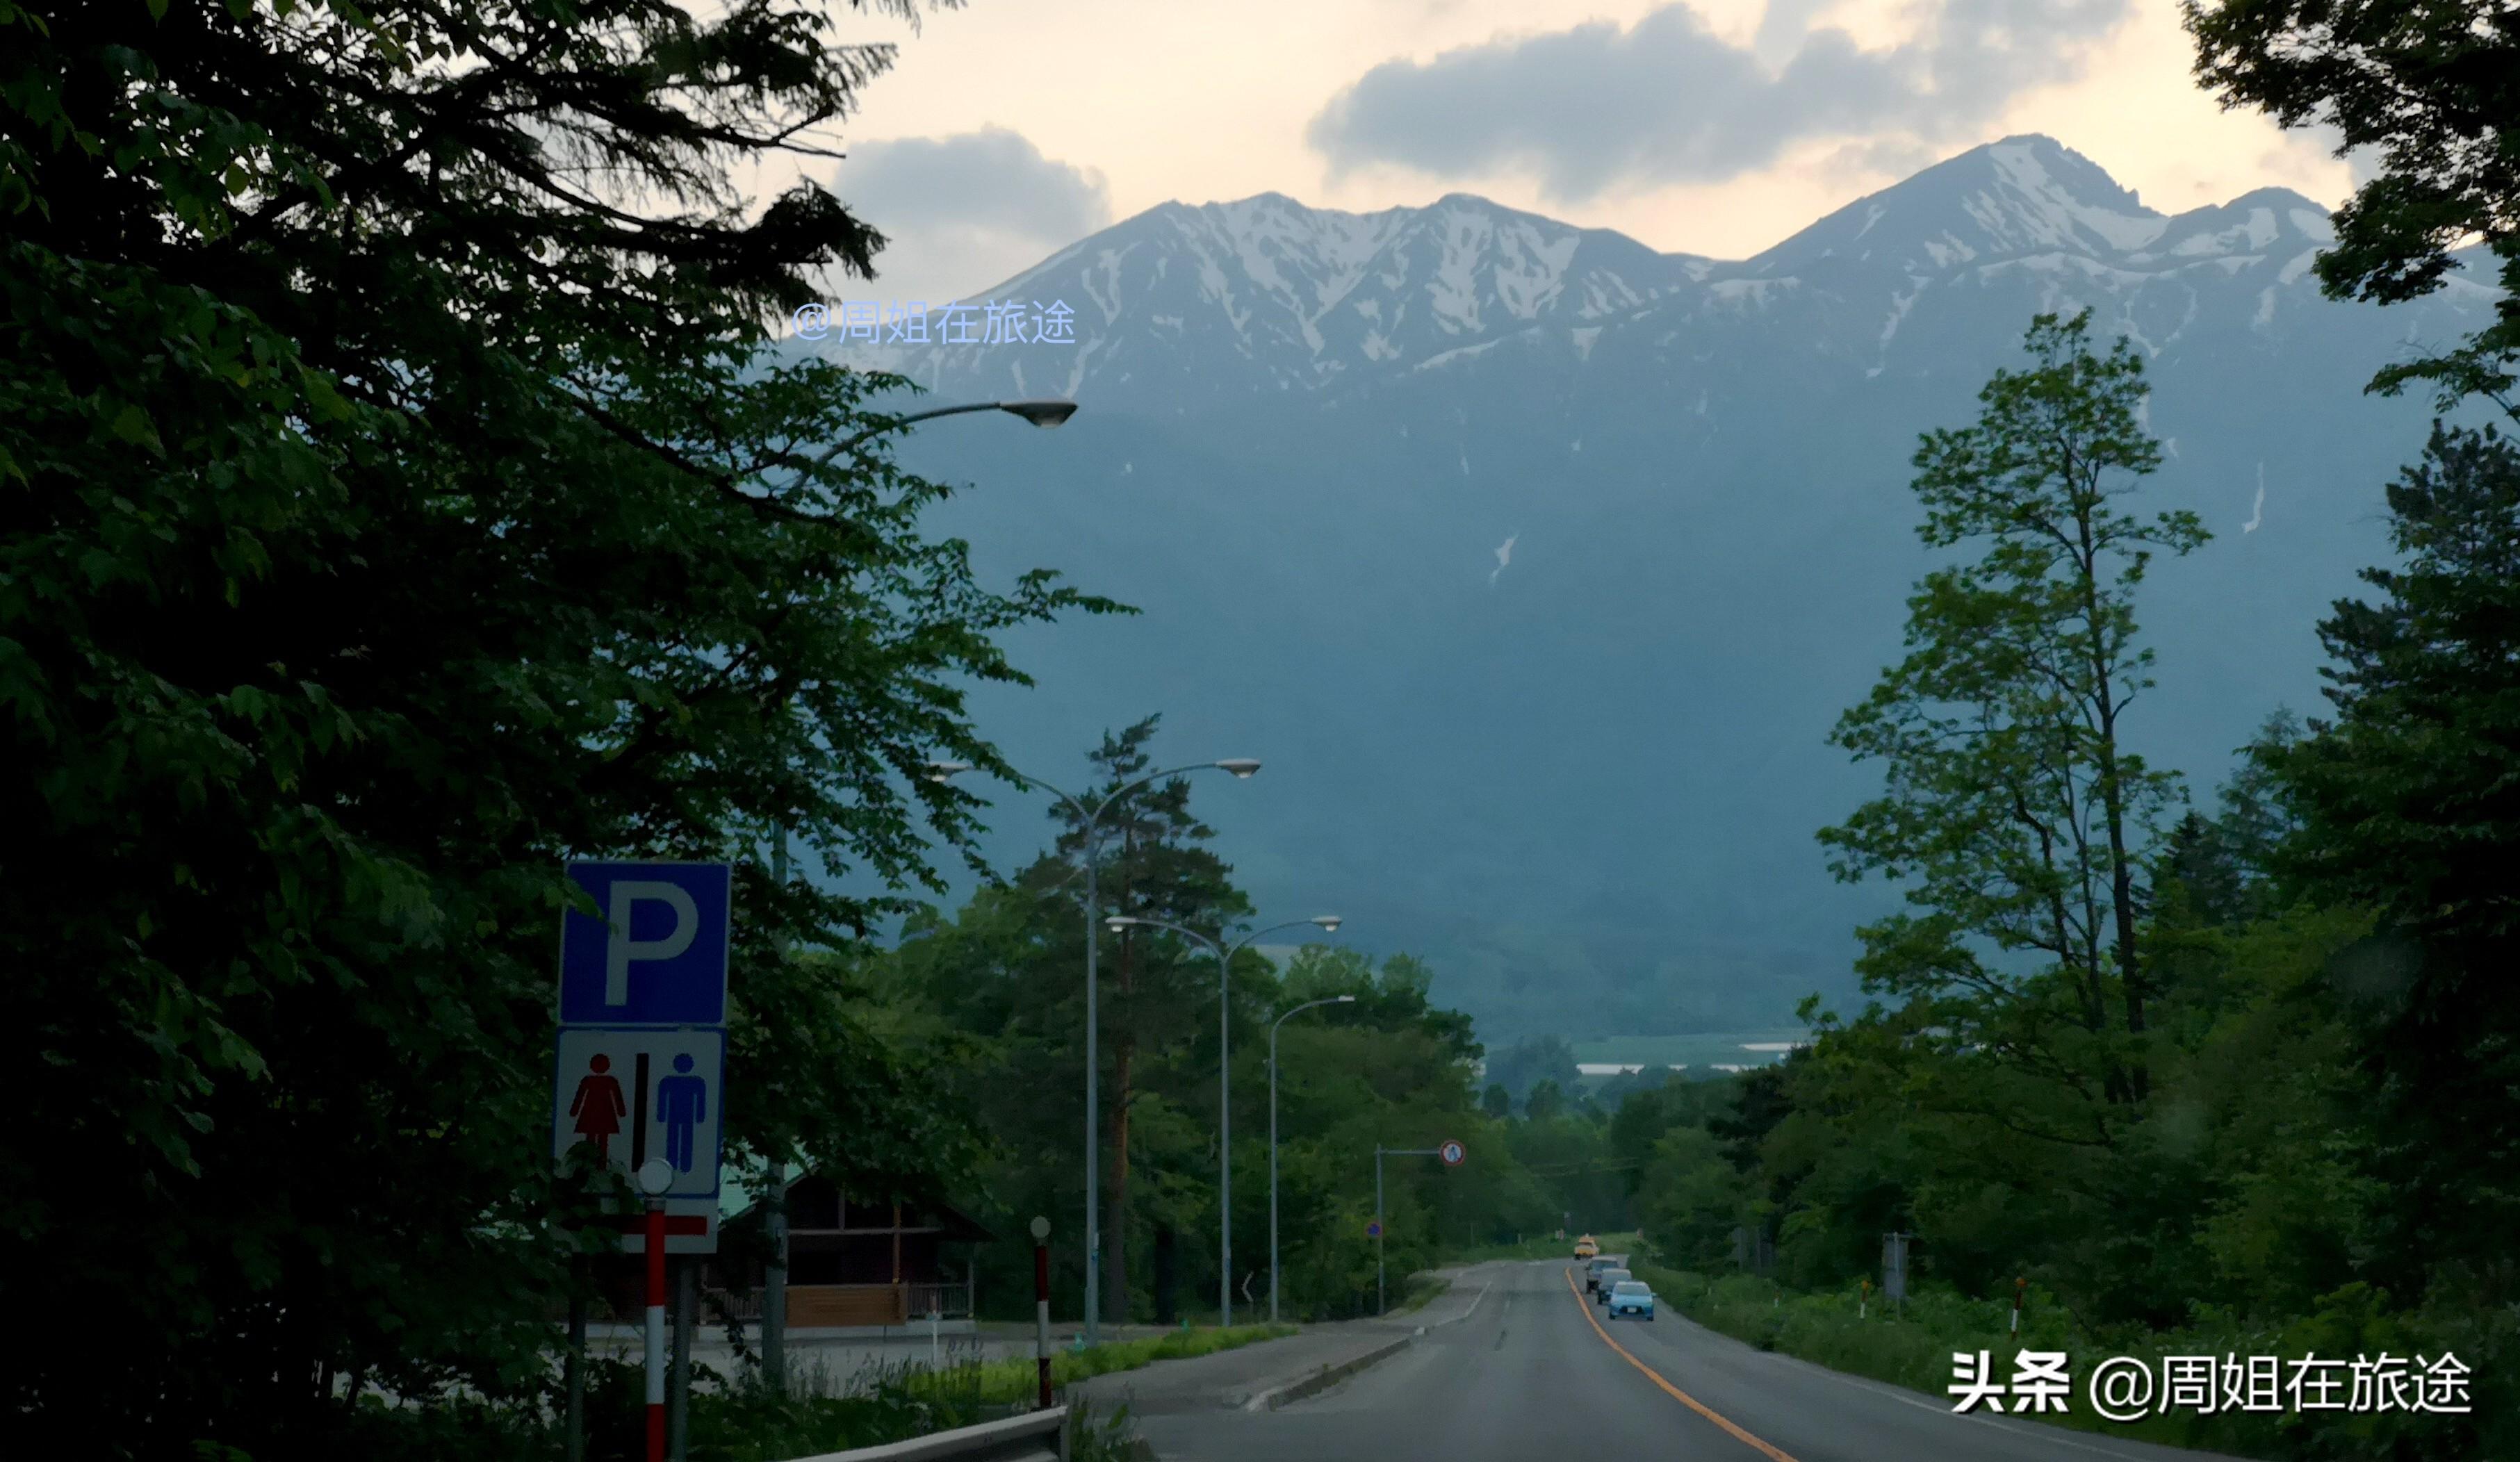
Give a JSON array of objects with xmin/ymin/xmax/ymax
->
[{"xmin": 787, "ymin": 0, "xmax": 2353, "ymax": 307}]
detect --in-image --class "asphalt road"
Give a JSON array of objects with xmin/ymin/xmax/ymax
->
[{"xmin": 1136, "ymin": 1261, "xmax": 2253, "ymax": 1462}]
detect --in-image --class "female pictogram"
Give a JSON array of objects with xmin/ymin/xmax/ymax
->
[{"xmin": 569, "ymin": 1053, "xmax": 628, "ymax": 1165}]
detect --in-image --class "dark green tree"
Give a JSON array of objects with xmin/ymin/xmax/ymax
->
[
  {"xmin": 2258, "ymin": 422, "xmax": 2520, "ymax": 1288},
  {"xmin": 1820, "ymin": 311, "xmax": 2207, "ymax": 1104},
  {"xmin": 2156, "ymin": 709, "xmax": 2304, "ymax": 930},
  {"xmin": 1049, "ymin": 716, "xmax": 1253, "ymax": 1324},
  {"xmin": 2184, "ymin": 0, "xmax": 2520, "ymax": 415},
  {"xmin": 1483, "ymin": 1033, "xmax": 1581, "ymax": 1108},
  {"xmin": 1, "ymin": 0, "xmax": 1105, "ymax": 1454}
]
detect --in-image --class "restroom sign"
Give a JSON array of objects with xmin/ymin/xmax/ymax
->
[{"xmin": 553, "ymin": 1026, "xmax": 725, "ymax": 1201}]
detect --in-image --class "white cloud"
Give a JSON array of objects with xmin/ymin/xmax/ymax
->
[
  {"xmin": 828, "ymin": 126, "xmax": 1113, "ymax": 306},
  {"xmin": 1307, "ymin": 0, "xmax": 2134, "ymax": 203}
]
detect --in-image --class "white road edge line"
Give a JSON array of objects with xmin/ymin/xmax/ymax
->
[{"xmin": 1426, "ymin": 1281, "xmax": 1491, "ymax": 1327}]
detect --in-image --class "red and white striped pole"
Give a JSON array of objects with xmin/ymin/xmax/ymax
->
[
  {"xmin": 644, "ymin": 1195, "xmax": 668, "ymax": 1462},
  {"xmin": 1030, "ymin": 1215, "xmax": 1052, "ymax": 1409}
]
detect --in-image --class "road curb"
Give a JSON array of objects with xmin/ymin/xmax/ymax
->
[
  {"xmin": 1237, "ymin": 1330, "xmax": 1419, "ymax": 1412},
  {"xmin": 1227, "ymin": 1271, "xmax": 1484, "ymax": 1413}
]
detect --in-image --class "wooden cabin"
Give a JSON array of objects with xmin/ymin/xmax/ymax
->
[{"xmin": 707, "ymin": 1174, "xmax": 993, "ymax": 1329}]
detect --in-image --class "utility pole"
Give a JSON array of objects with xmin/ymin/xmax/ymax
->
[
  {"xmin": 1268, "ymin": 996, "xmax": 1353, "ymax": 1322},
  {"xmin": 932, "ymin": 756, "xmax": 1261, "ymax": 1345},
  {"xmin": 669, "ymin": 1259, "xmax": 694, "ymax": 1461},
  {"xmin": 763, "ymin": 832, "xmax": 791, "ymax": 1389},
  {"xmin": 1107, "ymin": 912, "xmax": 1341, "ymax": 1329}
]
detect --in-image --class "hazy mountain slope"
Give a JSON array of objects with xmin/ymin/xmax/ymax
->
[{"xmin": 829, "ymin": 136, "xmax": 2501, "ymax": 1044}]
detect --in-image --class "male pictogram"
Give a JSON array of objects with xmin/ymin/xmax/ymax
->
[
  {"xmin": 569, "ymin": 1053, "xmax": 628, "ymax": 1165},
  {"xmin": 656, "ymin": 1052, "xmax": 708, "ymax": 1174}
]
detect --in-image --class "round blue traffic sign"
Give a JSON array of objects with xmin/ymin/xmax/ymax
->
[{"xmin": 1366, "ymin": 1220, "xmax": 1382, "ymax": 1238}]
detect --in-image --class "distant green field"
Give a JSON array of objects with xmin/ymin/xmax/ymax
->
[{"xmin": 1569, "ymin": 1030, "xmax": 1810, "ymax": 1073}]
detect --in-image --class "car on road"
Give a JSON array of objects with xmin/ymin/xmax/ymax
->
[
  {"xmin": 1583, "ymin": 1257, "xmax": 1617, "ymax": 1295},
  {"xmin": 1593, "ymin": 1267, "xmax": 1632, "ymax": 1304},
  {"xmin": 1606, "ymin": 1279, "xmax": 1655, "ymax": 1321},
  {"xmin": 1573, "ymin": 1234, "xmax": 1599, "ymax": 1258}
]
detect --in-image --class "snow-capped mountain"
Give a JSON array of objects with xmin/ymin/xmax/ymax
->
[
  {"xmin": 846, "ymin": 136, "xmax": 2501, "ymax": 1044},
  {"xmin": 837, "ymin": 135, "xmax": 2492, "ymax": 417},
  {"xmin": 839, "ymin": 190, "xmax": 1711, "ymax": 409}
]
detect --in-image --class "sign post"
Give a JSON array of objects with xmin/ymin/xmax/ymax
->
[
  {"xmin": 639, "ymin": 1159, "xmax": 673, "ymax": 1462},
  {"xmin": 553, "ymin": 860, "xmax": 732, "ymax": 1255},
  {"xmin": 554, "ymin": 862, "xmax": 733, "ymax": 1462},
  {"xmin": 566, "ymin": 1265, "xmax": 587, "ymax": 1462},
  {"xmin": 1030, "ymin": 1216, "xmax": 1053, "ymax": 1410},
  {"xmin": 671, "ymin": 1259, "xmax": 694, "ymax": 1462}
]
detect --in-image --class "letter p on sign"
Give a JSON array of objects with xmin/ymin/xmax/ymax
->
[
  {"xmin": 606, "ymin": 881, "xmax": 699, "ymax": 1005},
  {"xmin": 559, "ymin": 862, "xmax": 732, "ymax": 1026}
]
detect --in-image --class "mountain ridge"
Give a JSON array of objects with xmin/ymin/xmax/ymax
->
[
  {"xmin": 832, "ymin": 133, "xmax": 2501, "ymax": 1043},
  {"xmin": 829, "ymin": 135, "xmax": 2409, "ymax": 417}
]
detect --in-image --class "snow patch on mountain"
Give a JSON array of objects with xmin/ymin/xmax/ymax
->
[
  {"xmin": 1981, "ymin": 138, "xmax": 2169, "ymax": 254},
  {"xmin": 1417, "ymin": 338, "xmax": 1505, "ymax": 372},
  {"xmin": 1711, "ymin": 277, "xmax": 1796, "ymax": 306},
  {"xmin": 1922, "ymin": 233, "xmax": 1978, "ymax": 268},
  {"xmin": 1872, "ymin": 277, "xmax": 1930, "ymax": 375}
]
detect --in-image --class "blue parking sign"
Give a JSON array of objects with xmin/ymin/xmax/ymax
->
[{"xmin": 557, "ymin": 861, "xmax": 732, "ymax": 1026}]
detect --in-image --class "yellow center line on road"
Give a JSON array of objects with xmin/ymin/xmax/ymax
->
[{"xmin": 1564, "ymin": 1268, "xmax": 1803, "ymax": 1462}]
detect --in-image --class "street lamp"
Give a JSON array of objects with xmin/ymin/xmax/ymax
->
[
  {"xmin": 1266, "ymin": 995, "xmax": 1355, "ymax": 1322},
  {"xmin": 1104, "ymin": 913, "xmax": 1343, "ymax": 1327},
  {"xmin": 758, "ymin": 397, "xmax": 1075, "ymax": 1388},
  {"xmin": 930, "ymin": 756, "xmax": 1262, "ymax": 1344},
  {"xmin": 816, "ymin": 399, "xmax": 1078, "ymax": 462}
]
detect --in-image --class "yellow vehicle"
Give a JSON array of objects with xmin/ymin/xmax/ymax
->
[{"xmin": 1573, "ymin": 1234, "xmax": 1599, "ymax": 1258}]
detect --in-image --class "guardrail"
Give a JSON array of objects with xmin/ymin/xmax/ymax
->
[{"xmin": 780, "ymin": 1405, "xmax": 1067, "ymax": 1462}]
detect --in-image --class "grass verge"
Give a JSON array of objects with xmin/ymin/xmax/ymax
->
[
  {"xmin": 911, "ymin": 1323, "xmax": 1299, "ymax": 1406},
  {"xmin": 575, "ymin": 1353, "xmax": 1143, "ymax": 1462}
]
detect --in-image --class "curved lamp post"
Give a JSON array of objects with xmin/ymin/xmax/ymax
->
[
  {"xmin": 815, "ymin": 399, "xmax": 1077, "ymax": 463},
  {"xmin": 1265, "ymin": 995, "xmax": 1355, "ymax": 1322},
  {"xmin": 1104, "ymin": 914, "xmax": 1343, "ymax": 1327},
  {"xmin": 758, "ymin": 396, "xmax": 1075, "ymax": 1389},
  {"xmin": 929, "ymin": 756, "xmax": 1261, "ymax": 1343}
]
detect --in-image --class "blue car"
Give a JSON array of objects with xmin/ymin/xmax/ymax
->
[{"xmin": 1607, "ymin": 1279, "xmax": 1655, "ymax": 1321}]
